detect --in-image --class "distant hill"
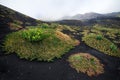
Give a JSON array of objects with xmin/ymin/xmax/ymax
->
[
  {"xmin": 105, "ymin": 12, "xmax": 120, "ymax": 17},
  {"xmin": 56, "ymin": 16, "xmax": 120, "ymax": 28},
  {"xmin": 61, "ymin": 12, "xmax": 120, "ymax": 20},
  {"xmin": 56, "ymin": 20, "xmax": 84, "ymax": 26}
]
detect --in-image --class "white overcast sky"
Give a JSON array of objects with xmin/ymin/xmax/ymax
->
[{"xmin": 0, "ymin": 0, "xmax": 120, "ymax": 21}]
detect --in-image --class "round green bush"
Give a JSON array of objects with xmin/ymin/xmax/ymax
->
[
  {"xmin": 3, "ymin": 28, "xmax": 78, "ymax": 61},
  {"xmin": 68, "ymin": 53, "xmax": 104, "ymax": 76}
]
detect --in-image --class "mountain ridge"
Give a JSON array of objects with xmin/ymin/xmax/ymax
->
[{"xmin": 61, "ymin": 12, "xmax": 120, "ymax": 20}]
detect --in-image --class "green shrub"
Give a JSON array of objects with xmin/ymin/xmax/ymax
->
[
  {"xmin": 41, "ymin": 23, "xmax": 49, "ymax": 28},
  {"xmin": 21, "ymin": 28, "xmax": 51, "ymax": 42},
  {"xmin": 68, "ymin": 53, "xmax": 104, "ymax": 76},
  {"xmin": 110, "ymin": 44, "xmax": 118, "ymax": 52},
  {"xmin": 3, "ymin": 28, "xmax": 78, "ymax": 61},
  {"xmin": 96, "ymin": 35, "xmax": 103, "ymax": 40}
]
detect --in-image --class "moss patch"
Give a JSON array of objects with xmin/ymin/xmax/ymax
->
[
  {"xmin": 3, "ymin": 28, "xmax": 79, "ymax": 62},
  {"xmin": 68, "ymin": 53, "xmax": 104, "ymax": 76},
  {"xmin": 82, "ymin": 33, "xmax": 120, "ymax": 57}
]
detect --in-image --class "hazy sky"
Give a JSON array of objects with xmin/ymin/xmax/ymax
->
[{"xmin": 0, "ymin": 0, "xmax": 120, "ymax": 21}]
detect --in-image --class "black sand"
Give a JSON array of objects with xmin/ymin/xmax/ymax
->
[{"xmin": 0, "ymin": 27, "xmax": 120, "ymax": 80}]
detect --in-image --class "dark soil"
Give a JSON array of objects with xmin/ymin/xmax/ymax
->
[{"xmin": 0, "ymin": 27, "xmax": 120, "ymax": 80}]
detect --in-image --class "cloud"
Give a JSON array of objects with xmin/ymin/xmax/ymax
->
[{"xmin": 0, "ymin": 0, "xmax": 120, "ymax": 21}]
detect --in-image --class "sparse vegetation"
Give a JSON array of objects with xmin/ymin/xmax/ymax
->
[
  {"xmin": 9, "ymin": 22, "xmax": 22, "ymax": 30},
  {"xmin": 68, "ymin": 53, "xmax": 104, "ymax": 76},
  {"xmin": 81, "ymin": 30, "xmax": 90, "ymax": 36},
  {"xmin": 3, "ymin": 27, "xmax": 79, "ymax": 61},
  {"xmin": 13, "ymin": 20, "xmax": 23, "ymax": 25},
  {"xmin": 92, "ymin": 25, "xmax": 120, "ymax": 44},
  {"xmin": 8, "ymin": 20, "xmax": 23, "ymax": 30}
]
